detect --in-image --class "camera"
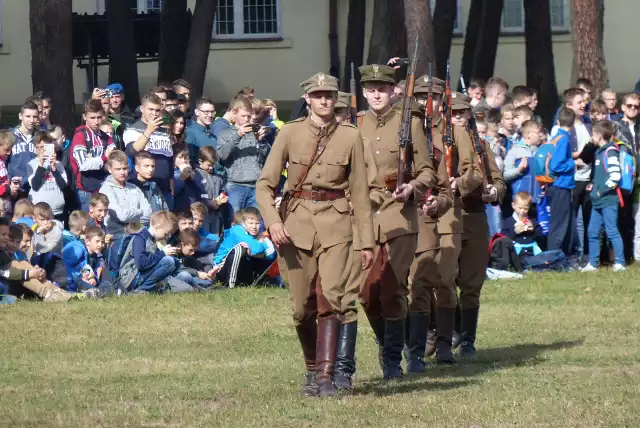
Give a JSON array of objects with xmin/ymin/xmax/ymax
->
[{"xmin": 101, "ymin": 89, "xmax": 114, "ymax": 99}]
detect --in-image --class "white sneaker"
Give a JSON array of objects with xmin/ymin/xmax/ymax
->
[
  {"xmin": 613, "ymin": 263, "xmax": 626, "ymax": 272},
  {"xmin": 581, "ymin": 264, "xmax": 597, "ymax": 272}
]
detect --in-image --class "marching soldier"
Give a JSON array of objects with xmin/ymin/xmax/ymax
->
[
  {"xmin": 357, "ymin": 64, "xmax": 437, "ymax": 379},
  {"xmin": 450, "ymin": 93, "xmax": 506, "ymax": 358},
  {"xmin": 409, "ymin": 81, "xmax": 483, "ymax": 368},
  {"xmin": 403, "ymin": 75, "xmax": 455, "ymax": 372},
  {"xmin": 256, "ymin": 74, "xmax": 375, "ymax": 397}
]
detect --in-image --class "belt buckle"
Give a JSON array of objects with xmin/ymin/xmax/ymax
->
[{"xmin": 311, "ymin": 189, "xmax": 320, "ymax": 203}]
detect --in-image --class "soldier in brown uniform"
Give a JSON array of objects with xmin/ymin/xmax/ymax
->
[
  {"xmin": 356, "ymin": 64, "xmax": 437, "ymax": 379},
  {"xmin": 256, "ymin": 74, "xmax": 375, "ymax": 397},
  {"xmin": 408, "ymin": 82, "xmax": 483, "ymax": 368},
  {"xmin": 450, "ymin": 93, "xmax": 506, "ymax": 358}
]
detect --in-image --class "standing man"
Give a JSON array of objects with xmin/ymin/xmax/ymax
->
[
  {"xmin": 407, "ymin": 77, "xmax": 481, "ymax": 369},
  {"xmin": 357, "ymin": 64, "xmax": 437, "ymax": 379},
  {"xmin": 185, "ymin": 97, "xmax": 217, "ymax": 167},
  {"xmin": 451, "ymin": 93, "xmax": 506, "ymax": 358},
  {"xmin": 256, "ymin": 73, "xmax": 375, "ymax": 398},
  {"xmin": 107, "ymin": 83, "xmax": 135, "ymax": 127},
  {"xmin": 9, "ymin": 101, "xmax": 40, "ymax": 188}
]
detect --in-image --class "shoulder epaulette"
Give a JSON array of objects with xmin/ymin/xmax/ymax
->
[
  {"xmin": 339, "ymin": 122, "xmax": 358, "ymax": 129},
  {"xmin": 283, "ymin": 117, "xmax": 306, "ymax": 127},
  {"xmin": 356, "ymin": 110, "xmax": 366, "ymax": 117}
]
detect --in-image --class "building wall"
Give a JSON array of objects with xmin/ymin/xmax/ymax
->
[{"xmin": 0, "ymin": 0, "xmax": 639, "ymax": 108}]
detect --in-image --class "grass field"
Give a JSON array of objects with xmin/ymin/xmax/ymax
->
[{"xmin": 1, "ymin": 268, "xmax": 639, "ymax": 428}]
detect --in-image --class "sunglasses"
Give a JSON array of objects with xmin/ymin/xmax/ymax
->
[{"xmin": 625, "ymin": 104, "xmax": 640, "ymax": 109}]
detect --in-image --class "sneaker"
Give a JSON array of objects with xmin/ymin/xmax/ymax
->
[
  {"xmin": 613, "ymin": 263, "xmax": 626, "ymax": 272},
  {"xmin": 82, "ymin": 288, "xmax": 101, "ymax": 299},
  {"xmin": 581, "ymin": 264, "xmax": 597, "ymax": 272}
]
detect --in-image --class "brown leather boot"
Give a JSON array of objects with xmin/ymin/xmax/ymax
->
[
  {"xmin": 296, "ymin": 318, "xmax": 318, "ymax": 397},
  {"xmin": 316, "ymin": 315, "xmax": 340, "ymax": 397}
]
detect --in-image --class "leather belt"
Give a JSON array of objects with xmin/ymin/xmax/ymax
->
[{"xmin": 293, "ymin": 188, "xmax": 345, "ymax": 201}]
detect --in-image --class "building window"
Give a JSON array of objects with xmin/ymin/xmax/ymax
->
[
  {"xmin": 501, "ymin": 0, "xmax": 570, "ymax": 33},
  {"xmin": 214, "ymin": 0, "xmax": 281, "ymax": 40},
  {"xmin": 130, "ymin": 0, "xmax": 163, "ymax": 13},
  {"xmin": 430, "ymin": 0, "xmax": 462, "ymax": 34}
]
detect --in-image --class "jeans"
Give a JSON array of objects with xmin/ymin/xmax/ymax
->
[
  {"xmin": 226, "ymin": 183, "xmax": 257, "ymax": 214},
  {"xmin": 633, "ymin": 203, "xmax": 640, "ymax": 261},
  {"xmin": 77, "ymin": 189, "xmax": 93, "ymax": 212},
  {"xmin": 588, "ymin": 204, "xmax": 624, "ymax": 266},
  {"xmin": 573, "ymin": 181, "xmax": 592, "ymax": 258},
  {"xmin": 547, "ymin": 186, "xmax": 574, "ymax": 255},
  {"xmin": 485, "ymin": 204, "xmax": 501, "ymax": 239},
  {"xmin": 136, "ymin": 256, "xmax": 179, "ymax": 291},
  {"xmin": 173, "ymin": 271, "xmax": 211, "ymax": 290}
]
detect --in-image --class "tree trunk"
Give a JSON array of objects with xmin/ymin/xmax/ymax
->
[
  {"xmin": 158, "ymin": 0, "xmax": 191, "ymax": 84},
  {"xmin": 524, "ymin": 0, "xmax": 559, "ymax": 129},
  {"xmin": 570, "ymin": 0, "xmax": 608, "ymax": 93},
  {"xmin": 403, "ymin": 0, "xmax": 435, "ymax": 75},
  {"xmin": 107, "ymin": 0, "xmax": 140, "ymax": 111},
  {"xmin": 183, "ymin": 0, "xmax": 217, "ymax": 105},
  {"xmin": 460, "ymin": 0, "xmax": 484, "ymax": 89},
  {"xmin": 368, "ymin": 0, "xmax": 406, "ymax": 71},
  {"xmin": 433, "ymin": 0, "xmax": 457, "ymax": 79},
  {"xmin": 329, "ymin": 0, "xmax": 340, "ymax": 78},
  {"xmin": 29, "ymin": 0, "xmax": 75, "ymax": 134},
  {"xmin": 471, "ymin": 0, "xmax": 504, "ymax": 82},
  {"xmin": 342, "ymin": 0, "xmax": 366, "ymax": 93}
]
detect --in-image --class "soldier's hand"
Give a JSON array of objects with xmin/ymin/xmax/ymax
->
[
  {"xmin": 393, "ymin": 183, "xmax": 414, "ymax": 203},
  {"xmin": 424, "ymin": 195, "xmax": 438, "ymax": 216},
  {"xmin": 361, "ymin": 250, "xmax": 374, "ymax": 270},
  {"xmin": 481, "ymin": 185, "xmax": 498, "ymax": 203},
  {"xmin": 449, "ymin": 176, "xmax": 458, "ymax": 192},
  {"xmin": 269, "ymin": 223, "xmax": 291, "ymax": 247}
]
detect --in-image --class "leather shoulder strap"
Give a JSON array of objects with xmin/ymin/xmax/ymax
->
[{"xmin": 291, "ymin": 125, "xmax": 340, "ymax": 192}]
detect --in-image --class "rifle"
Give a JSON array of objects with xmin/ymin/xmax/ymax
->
[
  {"xmin": 396, "ymin": 39, "xmax": 419, "ymax": 190},
  {"xmin": 350, "ymin": 62, "xmax": 358, "ymax": 126},
  {"xmin": 460, "ymin": 75, "xmax": 492, "ymax": 191},
  {"xmin": 442, "ymin": 60, "xmax": 454, "ymax": 177},
  {"xmin": 425, "ymin": 62, "xmax": 434, "ymax": 160}
]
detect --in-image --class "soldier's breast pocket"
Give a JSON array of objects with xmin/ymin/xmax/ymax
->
[
  {"xmin": 324, "ymin": 150, "xmax": 350, "ymax": 183},
  {"xmin": 288, "ymin": 152, "xmax": 311, "ymax": 182}
]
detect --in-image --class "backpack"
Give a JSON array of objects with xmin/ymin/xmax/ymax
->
[
  {"xmin": 488, "ymin": 233, "xmax": 523, "ymax": 272},
  {"xmin": 104, "ymin": 234, "xmax": 136, "ymax": 289},
  {"xmin": 604, "ymin": 140, "xmax": 636, "ymax": 193},
  {"xmin": 534, "ymin": 136, "xmax": 561, "ymax": 185},
  {"xmin": 521, "ymin": 250, "xmax": 569, "ymax": 272}
]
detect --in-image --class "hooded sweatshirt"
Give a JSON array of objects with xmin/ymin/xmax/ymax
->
[
  {"xmin": 99, "ymin": 175, "xmax": 152, "ymax": 239},
  {"xmin": 8, "ymin": 126, "xmax": 36, "ymax": 186},
  {"xmin": 70, "ymin": 125, "xmax": 114, "ymax": 192}
]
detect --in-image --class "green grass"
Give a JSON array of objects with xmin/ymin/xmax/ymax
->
[{"xmin": 0, "ymin": 268, "xmax": 639, "ymax": 427}]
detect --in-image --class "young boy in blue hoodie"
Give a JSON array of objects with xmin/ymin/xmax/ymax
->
[
  {"xmin": 582, "ymin": 120, "xmax": 626, "ymax": 272},
  {"xmin": 213, "ymin": 207, "xmax": 276, "ymax": 288},
  {"xmin": 190, "ymin": 202, "xmax": 220, "ymax": 255},
  {"xmin": 62, "ymin": 226, "xmax": 109, "ymax": 295},
  {"xmin": 546, "ymin": 107, "xmax": 576, "ymax": 255},
  {"xmin": 174, "ymin": 147, "xmax": 203, "ymax": 212}
]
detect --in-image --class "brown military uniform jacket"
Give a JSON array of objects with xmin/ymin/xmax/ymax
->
[
  {"xmin": 460, "ymin": 137, "xmax": 506, "ymax": 216},
  {"xmin": 358, "ymin": 108, "xmax": 437, "ymax": 244},
  {"xmin": 256, "ymin": 117, "xmax": 375, "ymax": 251}
]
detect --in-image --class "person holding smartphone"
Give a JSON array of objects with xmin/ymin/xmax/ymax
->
[{"xmin": 26, "ymin": 132, "xmax": 67, "ymax": 223}]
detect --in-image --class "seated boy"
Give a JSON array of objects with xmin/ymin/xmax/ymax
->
[
  {"xmin": 196, "ymin": 146, "xmax": 228, "ymax": 235},
  {"xmin": 12, "ymin": 199, "xmax": 35, "ymax": 227},
  {"xmin": 502, "ymin": 192, "xmax": 546, "ymax": 256},
  {"xmin": 213, "ymin": 207, "xmax": 276, "ymax": 288},
  {"xmin": 62, "ymin": 226, "xmax": 110, "ymax": 295},
  {"xmin": 174, "ymin": 147, "xmax": 202, "ymax": 212},
  {"xmin": 129, "ymin": 150, "xmax": 168, "ymax": 212},
  {"xmin": 13, "ymin": 223, "xmax": 33, "ymax": 262},
  {"xmin": 191, "ymin": 202, "xmax": 220, "ymax": 255},
  {"xmin": 119, "ymin": 211, "xmax": 180, "ymax": 293},
  {"xmin": 168, "ymin": 228, "xmax": 215, "ymax": 292},
  {"xmin": 99, "ymin": 150, "xmax": 152, "ymax": 240},
  {"xmin": 88, "ymin": 193, "xmax": 112, "ymax": 243},
  {"xmin": 31, "ymin": 202, "xmax": 67, "ymax": 287},
  {"xmin": 63, "ymin": 210, "xmax": 90, "ymax": 247}
]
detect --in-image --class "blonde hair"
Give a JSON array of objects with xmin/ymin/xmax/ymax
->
[
  {"xmin": 13, "ymin": 199, "xmax": 35, "ymax": 219},
  {"xmin": 150, "ymin": 210, "xmax": 178, "ymax": 230},
  {"xmin": 514, "ymin": 191, "xmax": 532, "ymax": 207},
  {"xmin": 107, "ymin": 150, "xmax": 129, "ymax": 166},
  {"xmin": 0, "ymin": 130, "xmax": 16, "ymax": 149},
  {"xmin": 34, "ymin": 202, "xmax": 54, "ymax": 220},
  {"xmin": 500, "ymin": 103, "xmax": 515, "ymax": 117},
  {"xmin": 190, "ymin": 202, "xmax": 207, "ymax": 218},
  {"xmin": 69, "ymin": 210, "xmax": 90, "ymax": 235}
]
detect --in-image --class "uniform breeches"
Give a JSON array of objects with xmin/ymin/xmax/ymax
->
[
  {"xmin": 457, "ymin": 215, "xmax": 489, "ymax": 310},
  {"xmin": 342, "ymin": 250, "xmax": 363, "ymax": 324},
  {"xmin": 359, "ymin": 234, "xmax": 417, "ymax": 320}
]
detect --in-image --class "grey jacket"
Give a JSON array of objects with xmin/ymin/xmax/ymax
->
[
  {"xmin": 32, "ymin": 220, "xmax": 64, "ymax": 255},
  {"xmin": 217, "ymin": 128, "xmax": 270, "ymax": 186},
  {"xmin": 100, "ymin": 176, "xmax": 152, "ymax": 239},
  {"xmin": 503, "ymin": 143, "xmax": 536, "ymax": 183}
]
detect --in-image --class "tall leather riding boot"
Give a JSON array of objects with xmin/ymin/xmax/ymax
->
[
  {"xmin": 334, "ymin": 321, "xmax": 357, "ymax": 391},
  {"xmin": 406, "ymin": 312, "xmax": 429, "ymax": 373},
  {"xmin": 435, "ymin": 307, "xmax": 456, "ymax": 364},
  {"xmin": 383, "ymin": 318, "xmax": 405, "ymax": 380},
  {"xmin": 457, "ymin": 307, "xmax": 480, "ymax": 359},
  {"xmin": 365, "ymin": 312, "xmax": 385, "ymax": 370},
  {"xmin": 295, "ymin": 318, "xmax": 318, "ymax": 397},
  {"xmin": 452, "ymin": 304, "xmax": 462, "ymax": 349},
  {"xmin": 316, "ymin": 315, "xmax": 341, "ymax": 397}
]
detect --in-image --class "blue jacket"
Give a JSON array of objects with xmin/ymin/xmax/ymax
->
[
  {"xmin": 213, "ymin": 224, "xmax": 276, "ymax": 265},
  {"xmin": 131, "ymin": 228, "xmax": 165, "ymax": 272},
  {"xmin": 549, "ymin": 128, "xmax": 576, "ymax": 190},
  {"xmin": 590, "ymin": 141, "xmax": 622, "ymax": 209},
  {"xmin": 62, "ymin": 239, "xmax": 106, "ymax": 292},
  {"xmin": 8, "ymin": 127, "xmax": 36, "ymax": 187},
  {"xmin": 186, "ymin": 121, "xmax": 217, "ymax": 167},
  {"xmin": 174, "ymin": 167, "xmax": 204, "ymax": 212}
]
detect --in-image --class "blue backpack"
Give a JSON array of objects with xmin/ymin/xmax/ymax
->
[
  {"xmin": 605, "ymin": 140, "xmax": 636, "ymax": 193},
  {"xmin": 534, "ymin": 136, "xmax": 561, "ymax": 185}
]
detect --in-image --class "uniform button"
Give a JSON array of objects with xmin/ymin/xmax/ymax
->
[
  {"xmin": 317, "ymin": 160, "xmax": 322, "ymax": 165},
  {"xmin": 316, "ymin": 173, "xmax": 320, "ymax": 178},
  {"xmin": 376, "ymin": 137, "xmax": 380, "ymax": 141},
  {"xmin": 376, "ymin": 151, "xmax": 380, "ymax": 154}
]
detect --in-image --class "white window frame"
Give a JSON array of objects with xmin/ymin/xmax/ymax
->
[
  {"xmin": 501, "ymin": 0, "xmax": 570, "ymax": 34},
  {"xmin": 134, "ymin": 0, "xmax": 163, "ymax": 13},
  {"xmin": 97, "ymin": 0, "xmax": 162, "ymax": 14},
  {"xmin": 430, "ymin": 0, "xmax": 463, "ymax": 35},
  {"xmin": 213, "ymin": 0, "xmax": 282, "ymax": 41}
]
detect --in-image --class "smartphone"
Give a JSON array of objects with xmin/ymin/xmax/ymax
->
[
  {"xmin": 44, "ymin": 143, "xmax": 55, "ymax": 158},
  {"xmin": 251, "ymin": 123, "xmax": 261, "ymax": 133},
  {"xmin": 162, "ymin": 116, "xmax": 170, "ymax": 125}
]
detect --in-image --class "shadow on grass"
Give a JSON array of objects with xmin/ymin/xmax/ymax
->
[{"xmin": 353, "ymin": 339, "xmax": 584, "ymax": 396}]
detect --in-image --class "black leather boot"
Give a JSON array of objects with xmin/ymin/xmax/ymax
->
[
  {"xmin": 365, "ymin": 313, "xmax": 385, "ymax": 370},
  {"xmin": 334, "ymin": 322, "xmax": 357, "ymax": 392},
  {"xmin": 435, "ymin": 307, "xmax": 456, "ymax": 364},
  {"xmin": 316, "ymin": 316, "xmax": 341, "ymax": 397},
  {"xmin": 405, "ymin": 312, "xmax": 429, "ymax": 373},
  {"xmin": 457, "ymin": 307, "xmax": 479, "ymax": 359},
  {"xmin": 383, "ymin": 318, "xmax": 405, "ymax": 380},
  {"xmin": 295, "ymin": 318, "xmax": 318, "ymax": 397},
  {"xmin": 452, "ymin": 305, "xmax": 462, "ymax": 349}
]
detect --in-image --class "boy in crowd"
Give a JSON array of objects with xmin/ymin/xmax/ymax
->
[
  {"xmin": 191, "ymin": 202, "xmax": 220, "ymax": 251},
  {"xmin": 514, "ymin": 105, "xmax": 534, "ymax": 131},
  {"xmin": 62, "ymin": 226, "xmax": 110, "ymax": 294},
  {"xmin": 502, "ymin": 192, "xmax": 546, "ymax": 256},
  {"xmin": 62, "ymin": 210, "xmax": 90, "ymax": 247},
  {"xmin": 186, "ymin": 97, "xmax": 218, "ymax": 167},
  {"xmin": 511, "ymin": 86, "xmax": 534, "ymax": 109},
  {"xmin": 71, "ymin": 99, "xmax": 116, "ymax": 211},
  {"xmin": 601, "ymin": 88, "xmax": 622, "ymax": 121},
  {"xmin": 0, "ymin": 130, "xmax": 19, "ymax": 216},
  {"xmin": 31, "ymin": 202, "xmax": 67, "ymax": 286},
  {"xmin": 129, "ymin": 150, "xmax": 168, "ymax": 212},
  {"xmin": 589, "ymin": 100, "xmax": 608, "ymax": 122},
  {"xmin": 124, "ymin": 92, "xmax": 174, "ymax": 208},
  {"xmin": 213, "ymin": 208, "xmax": 276, "ymax": 288},
  {"xmin": 467, "ymin": 77, "xmax": 485, "ymax": 107},
  {"xmin": 119, "ymin": 211, "xmax": 179, "ymax": 293},
  {"xmin": 12, "ymin": 199, "xmax": 35, "ymax": 226},
  {"xmin": 170, "ymin": 228, "xmax": 215, "ymax": 291},
  {"xmin": 197, "ymin": 146, "xmax": 227, "ymax": 235},
  {"xmin": 263, "ymin": 99, "xmax": 285, "ymax": 130},
  {"xmin": 503, "ymin": 120, "xmax": 541, "ymax": 183},
  {"xmin": 498, "ymin": 103, "xmax": 519, "ymax": 152},
  {"xmin": 8, "ymin": 101, "xmax": 40, "ymax": 189},
  {"xmin": 14, "ymin": 223, "xmax": 33, "ymax": 261},
  {"xmin": 99, "ymin": 150, "xmax": 152, "ymax": 240},
  {"xmin": 582, "ymin": 121, "xmax": 626, "ymax": 272},
  {"xmin": 174, "ymin": 146, "xmax": 202, "ymax": 211},
  {"xmin": 27, "ymin": 131, "xmax": 67, "ymax": 222},
  {"xmin": 546, "ymin": 108, "xmax": 576, "ymax": 255},
  {"xmin": 88, "ymin": 193, "xmax": 113, "ymax": 248}
]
